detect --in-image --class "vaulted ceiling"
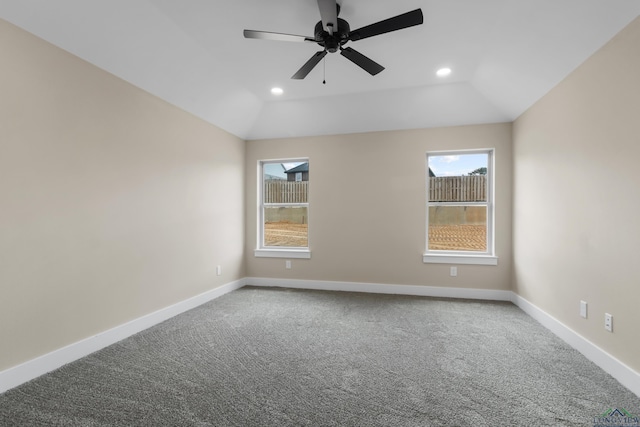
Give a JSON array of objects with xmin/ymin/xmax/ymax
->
[{"xmin": 1, "ymin": 1, "xmax": 639, "ymax": 140}]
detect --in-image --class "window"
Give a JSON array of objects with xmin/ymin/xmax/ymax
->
[
  {"xmin": 255, "ymin": 159, "xmax": 310, "ymax": 259},
  {"xmin": 424, "ymin": 150, "xmax": 497, "ymax": 265}
]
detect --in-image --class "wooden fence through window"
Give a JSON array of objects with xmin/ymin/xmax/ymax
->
[
  {"xmin": 264, "ymin": 180, "xmax": 308, "ymax": 204},
  {"xmin": 429, "ymin": 175, "xmax": 487, "ymax": 202},
  {"xmin": 264, "ymin": 176, "xmax": 484, "ymax": 204}
]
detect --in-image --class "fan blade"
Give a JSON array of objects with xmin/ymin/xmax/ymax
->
[
  {"xmin": 340, "ymin": 47, "xmax": 384, "ymax": 76},
  {"xmin": 292, "ymin": 51, "xmax": 328, "ymax": 79},
  {"xmin": 317, "ymin": 0, "xmax": 338, "ymax": 34},
  {"xmin": 348, "ymin": 9, "xmax": 423, "ymax": 42},
  {"xmin": 244, "ymin": 30, "xmax": 316, "ymax": 43}
]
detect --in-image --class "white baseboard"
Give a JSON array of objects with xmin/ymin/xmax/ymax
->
[
  {"xmin": 245, "ymin": 277, "xmax": 514, "ymax": 301},
  {"xmin": 511, "ymin": 294, "xmax": 640, "ymax": 398},
  {"xmin": 0, "ymin": 279, "xmax": 245, "ymax": 394},
  {"xmin": 3, "ymin": 277, "xmax": 638, "ymax": 400}
]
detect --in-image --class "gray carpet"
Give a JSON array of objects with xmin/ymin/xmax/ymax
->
[{"xmin": 0, "ymin": 286, "xmax": 638, "ymax": 426}]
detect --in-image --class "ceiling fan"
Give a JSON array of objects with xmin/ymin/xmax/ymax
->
[{"xmin": 243, "ymin": 0, "xmax": 424, "ymax": 79}]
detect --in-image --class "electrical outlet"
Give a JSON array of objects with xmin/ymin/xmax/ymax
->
[
  {"xmin": 285, "ymin": 260, "xmax": 292, "ymax": 270},
  {"xmin": 450, "ymin": 266, "xmax": 457, "ymax": 277},
  {"xmin": 580, "ymin": 301, "xmax": 588, "ymax": 319},
  {"xmin": 604, "ymin": 313, "xmax": 613, "ymax": 332},
  {"xmin": 216, "ymin": 265, "xmax": 222, "ymax": 276}
]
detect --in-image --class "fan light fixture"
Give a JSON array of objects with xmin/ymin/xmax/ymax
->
[
  {"xmin": 437, "ymin": 67, "xmax": 452, "ymax": 77},
  {"xmin": 271, "ymin": 87, "xmax": 284, "ymax": 95}
]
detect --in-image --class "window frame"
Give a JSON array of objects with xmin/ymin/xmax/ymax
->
[
  {"xmin": 423, "ymin": 149, "xmax": 497, "ymax": 266},
  {"xmin": 255, "ymin": 158, "xmax": 311, "ymax": 259}
]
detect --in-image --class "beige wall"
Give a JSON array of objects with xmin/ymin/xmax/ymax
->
[
  {"xmin": 0, "ymin": 19, "xmax": 245, "ymax": 371},
  {"xmin": 513, "ymin": 17, "xmax": 640, "ymax": 372},
  {"xmin": 246, "ymin": 124, "xmax": 512, "ymax": 289}
]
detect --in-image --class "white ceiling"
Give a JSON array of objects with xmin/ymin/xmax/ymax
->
[{"xmin": 1, "ymin": 1, "xmax": 639, "ymax": 140}]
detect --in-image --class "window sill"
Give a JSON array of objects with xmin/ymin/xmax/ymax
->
[
  {"xmin": 255, "ymin": 249, "xmax": 311, "ymax": 259},
  {"xmin": 423, "ymin": 253, "xmax": 498, "ymax": 265}
]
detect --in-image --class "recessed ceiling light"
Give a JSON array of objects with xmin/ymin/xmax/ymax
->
[
  {"xmin": 436, "ymin": 67, "xmax": 452, "ymax": 77},
  {"xmin": 271, "ymin": 87, "xmax": 284, "ymax": 95}
]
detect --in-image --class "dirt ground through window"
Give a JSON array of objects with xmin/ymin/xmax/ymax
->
[
  {"xmin": 264, "ymin": 223, "xmax": 308, "ymax": 247},
  {"xmin": 265, "ymin": 222, "xmax": 486, "ymax": 252},
  {"xmin": 428, "ymin": 224, "xmax": 487, "ymax": 251}
]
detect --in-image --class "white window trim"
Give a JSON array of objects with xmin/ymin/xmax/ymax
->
[
  {"xmin": 422, "ymin": 253, "xmax": 497, "ymax": 265},
  {"xmin": 423, "ymin": 149, "xmax": 497, "ymax": 265},
  {"xmin": 257, "ymin": 158, "xmax": 310, "ymax": 258},
  {"xmin": 255, "ymin": 249, "xmax": 311, "ymax": 259}
]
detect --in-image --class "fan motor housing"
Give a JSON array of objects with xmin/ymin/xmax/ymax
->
[{"xmin": 314, "ymin": 18, "xmax": 350, "ymax": 52}]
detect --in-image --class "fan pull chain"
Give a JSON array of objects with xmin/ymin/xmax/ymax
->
[{"xmin": 323, "ymin": 57, "xmax": 326, "ymax": 84}]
